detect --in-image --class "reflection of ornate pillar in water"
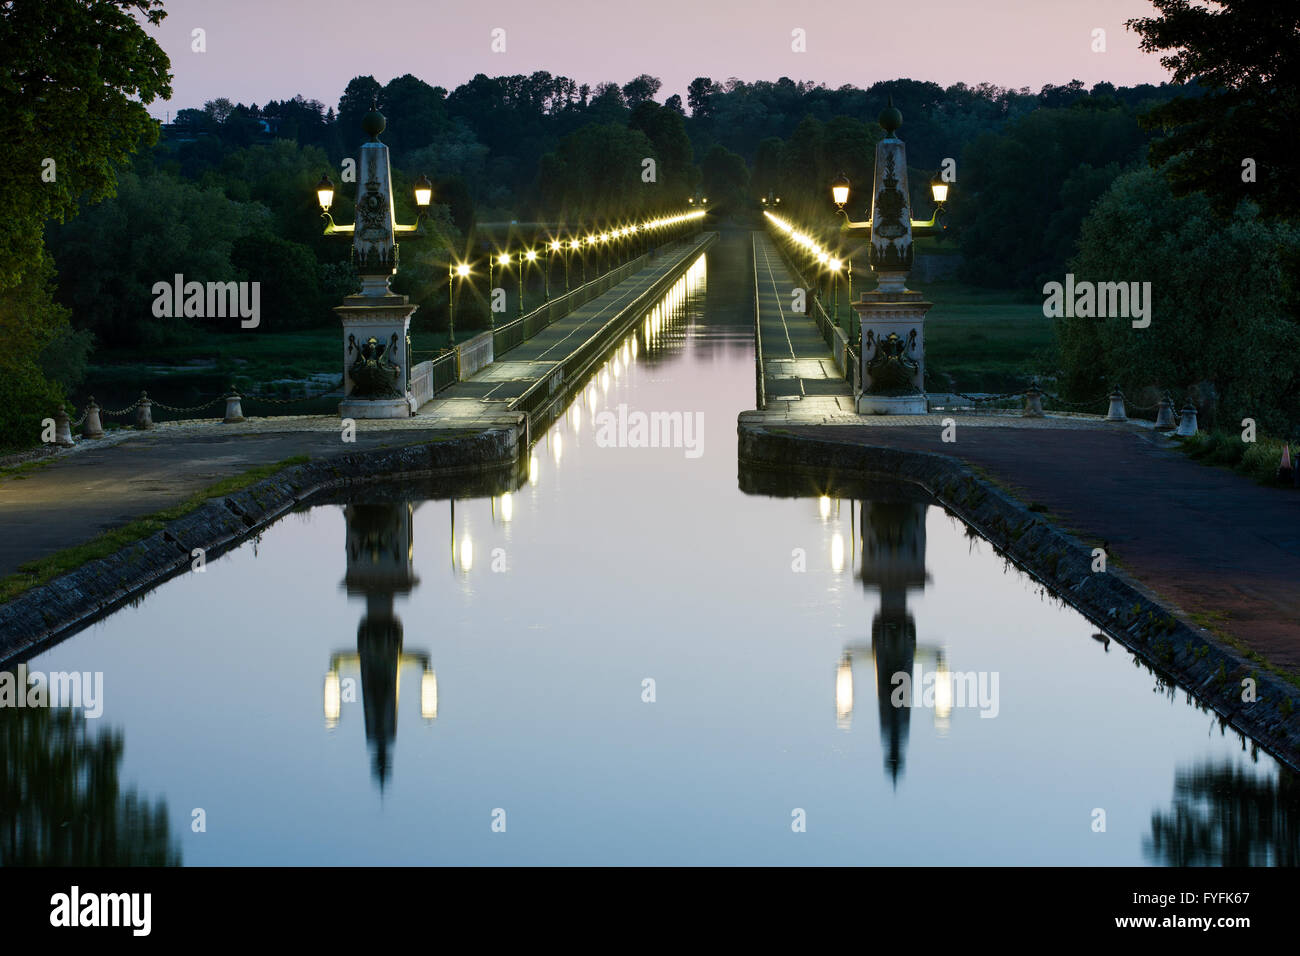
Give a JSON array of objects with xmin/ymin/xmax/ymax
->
[
  {"xmin": 859, "ymin": 501, "xmax": 929, "ymax": 786},
  {"xmin": 341, "ymin": 502, "xmax": 420, "ymax": 789}
]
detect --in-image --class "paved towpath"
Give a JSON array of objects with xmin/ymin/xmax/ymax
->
[{"xmin": 752, "ymin": 232, "xmax": 854, "ymax": 417}]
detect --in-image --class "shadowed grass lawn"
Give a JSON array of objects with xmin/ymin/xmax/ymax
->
[
  {"xmin": 90, "ymin": 327, "xmax": 459, "ymax": 389},
  {"xmin": 809, "ymin": 240, "xmax": 1055, "ymax": 394},
  {"xmin": 921, "ymin": 281, "xmax": 1057, "ymax": 393}
]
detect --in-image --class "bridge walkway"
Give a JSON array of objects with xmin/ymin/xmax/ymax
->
[
  {"xmin": 751, "ymin": 232, "xmax": 854, "ymax": 419},
  {"xmin": 416, "ymin": 234, "xmax": 713, "ymax": 430}
]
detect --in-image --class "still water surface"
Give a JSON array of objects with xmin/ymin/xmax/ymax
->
[{"xmin": 7, "ymin": 236, "xmax": 1297, "ymax": 865}]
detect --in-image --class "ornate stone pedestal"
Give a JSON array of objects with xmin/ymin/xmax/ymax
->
[
  {"xmin": 336, "ymin": 290, "xmax": 418, "ymax": 419},
  {"xmin": 853, "ymin": 283, "xmax": 931, "ymax": 415},
  {"xmin": 846, "ymin": 102, "xmax": 934, "ymax": 417}
]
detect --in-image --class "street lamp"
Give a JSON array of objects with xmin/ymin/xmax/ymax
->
[
  {"xmin": 490, "ymin": 252, "xmax": 511, "ymax": 326},
  {"xmin": 413, "ymin": 174, "xmax": 433, "ymax": 209},
  {"xmin": 520, "ymin": 248, "xmax": 537, "ymax": 314},
  {"xmin": 448, "ymin": 260, "xmax": 471, "ymax": 346},
  {"xmin": 828, "ymin": 257, "xmax": 843, "ymax": 326},
  {"xmin": 831, "ymin": 172, "xmax": 951, "ymax": 231},
  {"xmin": 548, "ymin": 239, "xmax": 564, "ymax": 295},
  {"xmin": 831, "ymin": 172, "xmax": 850, "ymax": 209},
  {"xmin": 832, "ymin": 98, "xmax": 947, "ymax": 415},
  {"xmin": 316, "ymin": 174, "xmax": 335, "ymax": 212},
  {"xmin": 314, "ymin": 103, "xmax": 435, "ymax": 420}
]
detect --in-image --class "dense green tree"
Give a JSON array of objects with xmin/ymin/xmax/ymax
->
[
  {"xmin": 0, "ymin": 252, "xmax": 85, "ymax": 450},
  {"xmin": 753, "ymin": 138, "xmax": 786, "ymax": 199},
  {"xmin": 622, "ymin": 75, "xmax": 662, "ymax": 108},
  {"xmin": 230, "ymin": 232, "xmax": 327, "ymax": 331},
  {"xmin": 535, "ymin": 124, "xmax": 656, "ymax": 221},
  {"xmin": 47, "ymin": 171, "xmax": 267, "ymax": 347},
  {"xmin": 338, "ymin": 75, "xmax": 383, "ymax": 141},
  {"xmin": 1061, "ymin": 166, "xmax": 1300, "ymax": 433},
  {"xmin": 0, "ymin": 0, "xmax": 172, "ymax": 291},
  {"xmin": 203, "ymin": 140, "xmax": 333, "ymax": 246},
  {"xmin": 381, "ymin": 74, "xmax": 449, "ymax": 156},
  {"xmin": 629, "ymin": 101, "xmax": 696, "ymax": 202},
  {"xmin": 700, "ymin": 144, "xmax": 751, "ymax": 211},
  {"xmin": 687, "ymin": 77, "xmax": 719, "ymax": 118},
  {"xmin": 952, "ymin": 105, "xmax": 1147, "ymax": 288},
  {"xmin": 1128, "ymin": 0, "xmax": 1299, "ymax": 218}
]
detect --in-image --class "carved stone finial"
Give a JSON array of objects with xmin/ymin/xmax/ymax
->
[
  {"xmin": 879, "ymin": 95, "xmax": 902, "ymax": 135},
  {"xmin": 362, "ymin": 103, "xmax": 386, "ymax": 141}
]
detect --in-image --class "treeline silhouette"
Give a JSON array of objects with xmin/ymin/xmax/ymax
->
[{"xmin": 46, "ymin": 72, "xmax": 1191, "ymax": 352}]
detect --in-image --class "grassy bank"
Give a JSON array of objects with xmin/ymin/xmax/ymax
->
[
  {"xmin": 83, "ymin": 327, "xmax": 459, "ymax": 406},
  {"xmin": 921, "ymin": 282, "xmax": 1055, "ymax": 394},
  {"xmin": 1175, "ymin": 431, "xmax": 1297, "ymax": 487}
]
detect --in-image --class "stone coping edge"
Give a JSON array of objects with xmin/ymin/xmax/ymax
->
[
  {"xmin": 0, "ymin": 425, "xmax": 521, "ymax": 664},
  {"xmin": 737, "ymin": 421, "xmax": 1300, "ymax": 772}
]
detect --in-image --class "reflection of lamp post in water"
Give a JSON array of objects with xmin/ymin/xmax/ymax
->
[
  {"xmin": 833, "ymin": 497, "xmax": 948, "ymax": 787},
  {"xmin": 323, "ymin": 500, "xmax": 436, "ymax": 790}
]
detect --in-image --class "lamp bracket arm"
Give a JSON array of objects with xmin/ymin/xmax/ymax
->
[{"xmin": 321, "ymin": 213, "xmax": 353, "ymax": 237}]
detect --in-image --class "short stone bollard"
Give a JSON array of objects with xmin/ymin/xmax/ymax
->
[
  {"xmin": 54, "ymin": 405, "xmax": 75, "ymax": 446},
  {"xmin": 1154, "ymin": 396, "xmax": 1176, "ymax": 431},
  {"xmin": 1105, "ymin": 389, "xmax": 1127, "ymax": 422},
  {"xmin": 1022, "ymin": 383, "xmax": 1044, "ymax": 418},
  {"xmin": 135, "ymin": 391, "xmax": 154, "ymax": 430},
  {"xmin": 223, "ymin": 389, "xmax": 245, "ymax": 424},
  {"xmin": 1175, "ymin": 404, "xmax": 1198, "ymax": 437},
  {"xmin": 82, "ymin": 397, "xmax": 104, "ymax": 438},
  {"xmin": 1278, "ymin": 443, "xmax": 1294, "ymax": 485}
]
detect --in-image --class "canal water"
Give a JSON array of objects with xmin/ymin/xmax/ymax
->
[{"xmin": 6, "ymin": 232, "xmax": 1297, "ymax": 866}]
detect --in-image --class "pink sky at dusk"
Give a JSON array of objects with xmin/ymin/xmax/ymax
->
[{"xmin": 148, "ymin": 0, "xmax": 1173, "ymax": 118}]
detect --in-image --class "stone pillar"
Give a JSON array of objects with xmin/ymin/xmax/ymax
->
[
  {"xmin": 1154, "ymin": 396, "xmax": 1176, "ymax": 430},
  {"xmin": 1175, "ymin": 404, "xmax": 1199, "ymax": 437},
  {"xmin": 853, "ymin": 103, "xmax": 930, "ymax": 415},
  {"xmin": 223, "ymin": 389, "xmax": 245, "ymax": 424},
  {"xmin": 335, "ymin": 107, "xmax": 418, "ymax": 419},
  {"xmin": 1106, "ymin": 389, "xmax": 1127, "ymax": 421},
  {"xmin": 82, "ymin": 398, "xmax": 104, "ymax": 439},
  {"xmin": 135, "ymin": 391, "xmax": 154, "ymax": 429},
  {"xmin": 53, "ymin": 405, "xmax": 75, "ymax": 446},
  {"xmin": 1023, "ymin": 383, "xmax": 1044, "ymax": 418},
  {"xmin": 337, "ymin": 295, "xmax": 419, "ymax": 419}
]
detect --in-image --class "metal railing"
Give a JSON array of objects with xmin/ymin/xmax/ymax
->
[
  {"xmin": 509, "ymin": 235, "xmax": 714, "ymax": 433},
  {"xmin": 492, "ymin": 253, "xmax": 650, "ymax": 360},
  {"xmin": 751, "ymin": 233, "xmax": 766, "ymax": 410},
  {"xmin": 765, "ymin": 229, "xmax": 855, "ymax": 384}
]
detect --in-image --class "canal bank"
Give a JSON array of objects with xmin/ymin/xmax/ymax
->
[{"xmin": 737, "ymin": 420, "xmax": 1300, "ymax": 772}]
